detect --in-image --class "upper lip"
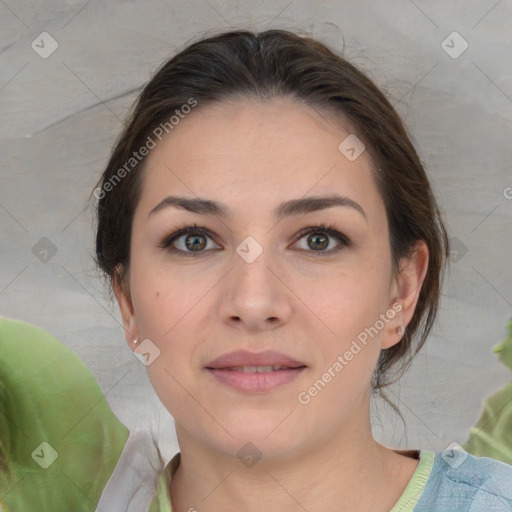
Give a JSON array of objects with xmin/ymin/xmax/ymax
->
[{"xmin": 206, "ymin": 350, "xmax": 306, "ymax": 369}]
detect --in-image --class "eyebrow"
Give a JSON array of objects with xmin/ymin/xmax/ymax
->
[{"xmin": 148, "ymin": 194, "xmax": 367, "ymax": 222}]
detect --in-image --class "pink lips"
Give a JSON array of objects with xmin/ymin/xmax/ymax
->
[
  {"xmin": 206, "ymin": 349, "xmax": 306, "ymax": 369},
  {"xmin": 205, "ymin": 350, "xmax": 307, "ymax": 393}
]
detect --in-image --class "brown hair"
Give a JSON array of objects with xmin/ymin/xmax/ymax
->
[{"xmin": 90, "ymin": 28, "xmax": 450, "ymax": 413}]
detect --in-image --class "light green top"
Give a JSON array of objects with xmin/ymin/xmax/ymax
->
[
  {"xmin": 389, "ymin": 450, "xmax": 435, "ymax": 511},
  {"xmin": 148, "ymin": 452, "xmax": 181, "ymax": 512}
]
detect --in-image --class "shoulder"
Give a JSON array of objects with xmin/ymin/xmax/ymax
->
[{"xmin": 416, "ymin": 448, "xmax": 512, "ymax": 511}]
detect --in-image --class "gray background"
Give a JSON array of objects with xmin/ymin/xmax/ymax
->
[{"xmin": 1, "ymin": 0, "xmax": 511, "ymax": 463}]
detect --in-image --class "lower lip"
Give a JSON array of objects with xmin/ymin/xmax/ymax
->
[{"xmin": 206, "ymin": 367, "xmax": 307, "ymax": 392}]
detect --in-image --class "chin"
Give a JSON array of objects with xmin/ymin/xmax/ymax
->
[
  {"xmin": 227, "ymin": 420, "xmax": 301, "ymax": 450},
  {"xmin": 213, "ymin": 434, "xmax": 299, "ymax": 464}
]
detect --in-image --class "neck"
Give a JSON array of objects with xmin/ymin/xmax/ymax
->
[{"xmin": 169, "ymin": 413, "xmax": 418, "ymax": 512}]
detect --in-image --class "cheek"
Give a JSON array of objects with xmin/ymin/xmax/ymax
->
[
  {"xmin": 140, "ymin": 289, "xmax": 197, "ymax": 418},
  {"xmin": 130, "ymin": 258, "xmax": 197, "ymax": 337},
  {"xmin": 145, "ymin": 361, "xmax": 194, "ymax": 427},
  {"xmin": 317, "ymin": 263, "xmax": 390, "ymax": 330},
  {"xmin": 307, "ymin": 274, "xmax": 387, "ymax": 398},
  {"xmin": 308, "ymin": 263, "xmax": 392, "ymax": 390}
]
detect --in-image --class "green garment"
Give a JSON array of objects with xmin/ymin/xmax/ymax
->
[
  {"xmin": 148, "ymin": 454, "xmax": 178, "ymax": 512},
  {"xmin": 462, "ymin": 318, "xmax": 512, "ymax": 465},
  {"xmin": 0, "ymin": 316, "xmax": 129, "ymax": 511}
]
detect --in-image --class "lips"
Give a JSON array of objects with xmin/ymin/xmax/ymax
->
[
  {"xmin": 207, "ymin": 366, "xmax": 306, "ymax": 392},
  {"xmin": 205, "ymin": 350, "xmax": 306, "ymax": 370}
]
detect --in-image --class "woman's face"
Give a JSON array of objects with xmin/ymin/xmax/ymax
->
[{"xmin": 116, "ymin": 97, "xmax": 424, "ymax": 459}]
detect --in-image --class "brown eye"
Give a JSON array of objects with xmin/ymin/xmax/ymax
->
[
  {"xmin": 306, "ymin": 232, "xmax": 329, "ymax": 251},
  {"xmin": 158, "ymin": 225, "xmax": 220, "ymax": 257},
  {"xmin": 184, "ymin": 233, "xmax": 207, "ymax": 251},
  {"xmin": 294, "ymin": 223, "xmax": 352, "ymax": 255}
]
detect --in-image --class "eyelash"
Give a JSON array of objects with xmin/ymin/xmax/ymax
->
[{"xmin": 157, "ymin": 222, "xmax": 352, "ymax": 258}]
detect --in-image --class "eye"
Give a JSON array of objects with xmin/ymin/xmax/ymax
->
[
  {"xmin": 158, "ymin": 222, "xmax": 352, "ymax": 257},
  {"xmin": 158, "ymin": 223, "xmax": 220, "ymax": 257},
  {"xmin": 293, "ymin": 223, "xmax": 351, "ymax": 255}
]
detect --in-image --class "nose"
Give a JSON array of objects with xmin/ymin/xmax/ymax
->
[{"xmin": 218, "ymin": 249, "xmax": 293, "ymax": 332}]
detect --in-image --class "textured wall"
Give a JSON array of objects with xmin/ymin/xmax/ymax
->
[{"xmin": 1, "ymin": 0, "xmax": 511, "ymax": 462}]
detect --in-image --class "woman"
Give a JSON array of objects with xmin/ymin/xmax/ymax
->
[{"xmin": 92, "ymin": 28, "xmax": 512, "ymax": 511}]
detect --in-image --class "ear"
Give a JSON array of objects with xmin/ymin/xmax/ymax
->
[
  {"xmin": 113, "ymin": 264, "xmax": 139, "ymax": 350},
  {"xmin": 382, "ymin": 240, "xmax": 429, "ymax": 349}
]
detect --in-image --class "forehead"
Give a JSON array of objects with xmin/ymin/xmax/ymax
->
[{"xmin": 137, "ymin": 97, "xmax": 384, "ymax": 224}]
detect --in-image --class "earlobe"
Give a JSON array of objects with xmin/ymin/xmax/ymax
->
[{"xmin": 381, "ymin": 300, "xmax": 405, "ymax": 349}]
